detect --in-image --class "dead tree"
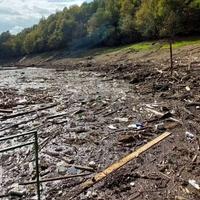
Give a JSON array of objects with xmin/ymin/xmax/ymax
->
[{"xmin": 169, "ymin": 38, "xmax": 173, "ymax": 75}]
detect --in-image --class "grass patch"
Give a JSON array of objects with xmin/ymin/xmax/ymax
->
[
  {"xmin": 92, "ymin": 42, "xmax": 154, "ymax": 56},
  {"xmin": 171, "ymin": 38, "xmax": 200, "ymax": 48},
  {"xmin": 79, "ymin": 37, "xmax": 200, "ymax": 58},
  {"xmin": 126, "ymin": 37, "xmax": 200, "ymax": 52},
  {"xmin": 126, "ymin": 42, "xmax": 154, "ymax": 51}
]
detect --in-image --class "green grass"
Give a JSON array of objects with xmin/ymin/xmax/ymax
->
[
  {"xmin": 76, "ymin": 37, "xmax": 200, "ymax": 58},
  {"xmin": 126, "ymin": 37, "xmax": 200, "ymax": 52},
  {"xmin": 93, "ymin": 37, "xmax": 200, "ymax": 56},
  {"xmin": 170, "ymin": 38, "xmax": 200, "ymax": 48},
  {"xmin": 126, "ymin": 42, "xmax": 153, "ymax": 51},
  {"xmin": 88, "ymin": 42, "xmax": 153, "ymax": 56}
]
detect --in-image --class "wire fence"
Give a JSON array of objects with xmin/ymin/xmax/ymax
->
[{"xmin": 0, "ymin": 130, "xmax": 41, "ymax": 200}]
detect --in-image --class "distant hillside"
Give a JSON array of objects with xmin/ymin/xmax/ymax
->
[{"xmin": 0, "ymin": 0, "xmax": 200, "ymax": 58}]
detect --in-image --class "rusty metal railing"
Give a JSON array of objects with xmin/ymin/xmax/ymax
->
[{"xmin": 0, "ymin": 130, "xmax": 41, "ymax": 200}]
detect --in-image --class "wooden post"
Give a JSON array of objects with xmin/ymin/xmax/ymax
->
[{"xmin": 169, "ymin": 39, "xmax": 173, "ymax": 75}]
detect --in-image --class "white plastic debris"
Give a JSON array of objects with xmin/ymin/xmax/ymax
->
[
  {"xmin": 86, "ymin": 191, "xmax": 92, "ymax": 198},
  {"xmin": 185, "ymin": 131, "xmax": 194, "ymax": 140},
  {"xmin": 56, "ymin": 161, "xmax": 66, "ymax": 175},
  {"xmin": 16, "ymin": 97, "xmax": 27, "ymax": 104},
  {"xmin": 185, "ymin": 86, "xmax": 191, "ymax": 91},
  {"xmin": 114, "ymin": 117, "xmax": 129, "ymax": 122},
  {"xmin": 188, "ymin": 179, "xmax": 200, "ymax": 190},
  {"xmin": 155, "ymin": 123, "xmax": 165, "ymax": 131},
  {"xmin": 85, "ymin": 190, "xmax": 98, "ymax": 198},
  {"xmin": 171, "ymin": 109, "xmax": 176, "ymax": 114},
  {"xmin": 132, "ymin": 106, "xmax": 137, "ymax": 111},
  {"xmin": 128, "ymin": 124, "xmax": 137, "ymax": 129},
  {"xmin": 91, "ymin": 191, "xmax": 98, "ymax": 197},
  {"xmin": 128, "ymin": 123, "xmax": 144, "ymax": 130},
  {"xmin": 108, "ymin": 125, "xmax": 117, "ymax": 130},
  {"xmin": 130, "ymin": 182, "xmax": 135, "ymax": 187},
  {"xmin": 88, "ymin": 161, "xmax": 96, "ymax": 168}
]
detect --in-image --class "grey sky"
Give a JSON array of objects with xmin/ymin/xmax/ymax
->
[{"xmin": 0, "ymin": 0, "xmax": 88, "ymax": 34}]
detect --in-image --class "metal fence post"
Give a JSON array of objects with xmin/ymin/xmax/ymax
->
[{"xmin": 34, "ymin": 131, "xmax": 41, "ymax": 200}]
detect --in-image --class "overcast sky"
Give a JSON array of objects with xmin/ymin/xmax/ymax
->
[{"xmin": 0, "ymin": 0, "xmax": 89, "ymax": 34}]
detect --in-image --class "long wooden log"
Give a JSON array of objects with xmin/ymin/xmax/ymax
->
[
  {"xmin": 0, "ymin": 141, "xmax": 34, "ymax": 153},
  {"xmin": 62, "ymin": 132, "xmax": 172, "ymax": 200},
  {"xmin": 1, "ymin": 103, "xmax": 57, "ymax": 120},
  {"xmin": 19, "ymin": 173, "xmax": 91, "ymax": 185},
  {"xmin": 0, "ymin": 130, "xmax": 36, "ymax": 142}
]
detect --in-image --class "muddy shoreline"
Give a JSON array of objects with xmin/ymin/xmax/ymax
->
[{"xmin": 0, "ymin": 47, "xmax": 200, "ymax": 200}]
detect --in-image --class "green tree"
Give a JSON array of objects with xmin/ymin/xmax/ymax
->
[
  {"xmin": 48, "ymin": 31, "xmax": 63, "ymax": 50},
  {"xmin": 135, "ymin": 0, "xmax": 186, "ymax": 74},
  {"xmin": 1, "ymin": 0, "xmax": 200, "ymax": 58},
  {"xmin": 119, "ymin": 0, "xmax": 141, "ymax": 43}
]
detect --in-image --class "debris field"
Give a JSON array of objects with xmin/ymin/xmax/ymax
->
[{"xmin": 0, "ymin": 50, "xmax": 200, "ymax": 200}]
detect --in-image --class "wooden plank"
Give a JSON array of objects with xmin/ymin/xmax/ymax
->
[{"xmin": 63, "ymin": 131, "xmax": 172, "ymax": 200}]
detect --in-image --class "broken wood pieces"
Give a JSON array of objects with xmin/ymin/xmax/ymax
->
[
  {"xmin": 62, "ymin": 131, "xmax": 172, "ymax": 200},
  {"xmin": 145, "ymin": 107, "xmax": 182, "ymax": 124},
  {"xmin": 44, "ymin": 150, "xmax": 95, "ymax": 172},
  {"xmin": 185, "ymin": 179, "xmax": 200, "ymax": 196}
]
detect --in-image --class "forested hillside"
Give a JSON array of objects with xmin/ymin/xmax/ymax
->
[{"xmin": 0, "ymin": 0, "xmax": 200, "ymax": 58}]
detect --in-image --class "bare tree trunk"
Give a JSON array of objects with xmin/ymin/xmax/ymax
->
[{"xmin": 169, "ymin": 39, "xmax": 173, "ymax": 75}]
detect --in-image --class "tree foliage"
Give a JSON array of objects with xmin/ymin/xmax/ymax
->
[
  {"xmin": 135, "ymin": 0, "xmax": 200, "ymax": 38},
  {"xmin": 0, "ymin": 0, "xmax": 200, "ymax": 58}
]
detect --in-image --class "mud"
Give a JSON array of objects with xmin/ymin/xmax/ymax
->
[{"xmin": 0, "ymin": 67, "xmax": 140, "ymax": 199}]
